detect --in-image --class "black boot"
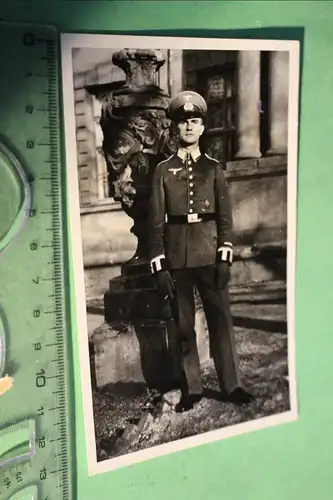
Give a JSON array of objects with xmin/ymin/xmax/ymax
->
[
  {"xmin": 175, "ymin": 393, "xmax": 203, "ymax": 413},
  {"xmin": 227, "ymin": 386, "xmax": 254, "ymax": 405}
]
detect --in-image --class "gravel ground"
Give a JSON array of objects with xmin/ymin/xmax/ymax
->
[{"xmin": 93, "ymin": 325, "xmax": 290, "ymax": 462}]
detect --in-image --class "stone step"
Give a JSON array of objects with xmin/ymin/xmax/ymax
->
[
  {"xmin": 232, "ymin": 302, "xmax": 286, "ymax": 321},
  {"xmin": 87, "ymin": 281, "xmax": 286, "ymax": 316},
  {"xmin": 231, "ymin": 303, "xmax": 287, "ymax": 334},
  {"xmin": 89, "ymin": 300, "xmax": 287, "ymax": 391},
  {"xmin": 88, "ymin": 297, "xmax": 287, "ymax": 338}
]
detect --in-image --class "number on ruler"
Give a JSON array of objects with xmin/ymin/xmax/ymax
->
[
  {"xmin": 34, "ymin": 342, "xmax": 41, "ymax": 350},
  {"xmin": 40, "ymin": 468, "xmax": 47, "ymax": 481},
  {"xmin": 38, "ymin": 437, "xmax": 46, "ymax": 449},
  {"xmin": 30, "ymin": 241, "xmax": 38, "ymax": 251},
  {"xmin": 36, "ymin": 369, "xmax": 46, "ymax": 388},
  {"xmin": 25, "ymin": 104, "xmax": 34, "ymax": 114},
  {"xmin": 22, "ymin": 33, "xmax": 34, "ymax": 46},
  {"xmin": 26, "ymin": 140, "xmax": 35, "ymax": 149}
]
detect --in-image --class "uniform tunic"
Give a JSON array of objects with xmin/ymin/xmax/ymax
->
[
  {"xmin": 149, "ymin": 146, "xmax": 241, "ymax": 396},
  {"xmin": 149, "ymin": 148, "xmax": 233, "ymax": 270}
]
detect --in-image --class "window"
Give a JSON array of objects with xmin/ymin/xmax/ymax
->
[{"xmin": 183, "ymin": 50, "xmax": 238, "ymax": 165}]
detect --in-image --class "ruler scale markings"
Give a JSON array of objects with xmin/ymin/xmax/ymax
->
[
  {"xmin": 45, "ymin": 27, "xmax": 69, "ymax": 500},
  {"xmin": 0, "ymin": 24, "xmax": 72, "ymax": 500}
]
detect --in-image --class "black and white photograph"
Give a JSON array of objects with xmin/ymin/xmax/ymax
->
[{"xmin": 61, "ymin": 34, "xmax": 299, "ymax": 475}]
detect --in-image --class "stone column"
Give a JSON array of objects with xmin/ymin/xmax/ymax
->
[
  {"xmin": 91, "ymin": 93, "xmax": 109, "ymax": 199},
  {"xmin": 235, "ymin": 51, "xmax": 261, "ymax": 159},
  {"xmin": 268, "ymin": 51, "xmax": 289, "ymax": 154},
  {"xmin": 168, "ymin": 49, "xmax": 183, "ymax": 98}
]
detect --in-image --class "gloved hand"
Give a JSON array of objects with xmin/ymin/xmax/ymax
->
[
  {"xmin": 156, "ymin": 270, "xmax": 175, "ymax": 299},
  {"xmin": 215, "ymin": 262, "xmax": 231, "ymax": 289}
]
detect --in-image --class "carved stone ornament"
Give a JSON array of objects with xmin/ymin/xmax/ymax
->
[{"xmin": 87, "ymin": 49, "xmax": 178, "ymax": 273}]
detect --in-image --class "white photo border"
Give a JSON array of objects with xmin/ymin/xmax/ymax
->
[{"xmin": 60, "ymin": 33, "xmax": 300, "ymax": 476}]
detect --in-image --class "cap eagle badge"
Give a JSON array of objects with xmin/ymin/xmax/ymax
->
[{"xmin": 183, "ymin": 94, "xmax": 194, "ymax": 111}]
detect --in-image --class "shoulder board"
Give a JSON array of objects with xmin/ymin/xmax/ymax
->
[
  {"xmin": 204, "ymin": 153, "xmax": 219, "ymax": 163},
  {"xmin": 157, "ymin": 154, "xmax": 175, "ymax": 167}
]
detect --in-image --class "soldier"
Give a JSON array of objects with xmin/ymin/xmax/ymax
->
[{"xmin": 149, "ymin": 90, "xmax": 253, "ymax": 412}]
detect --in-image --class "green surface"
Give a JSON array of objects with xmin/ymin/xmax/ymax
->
[
  {"xmin": 1, "ymin": 1, "xmax": 333, "ymax": 499},
  {"xmin": 0, "ymin": 152, "xmax": 22, "ymax": 241},
  {"xmin": 7, "ymin": 485, "xmax": 38, "ymax": 500},
  {"xmin": 0, "ymin": 22, "xmax": 72, "ymax": 500},
  {"xmin": 0, "ymin": 311, "xmax": 6, "ymax": 377},
  {"xmin": 0, "ymin": 143, "xmax": 30, "ymax": 251},
  {"xmin": 0, "ymin": 419, "xmax": 35, "ymax": 467}
]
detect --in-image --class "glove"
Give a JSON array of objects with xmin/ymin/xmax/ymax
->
[
  {"xmin": 215, "ymin": 262, "xmax": 231, "ymax": 290},
  {"xmin": 156, "ymin": 270, "xmax": 175, "ymax": 299}
]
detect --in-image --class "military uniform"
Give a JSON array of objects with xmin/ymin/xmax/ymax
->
[
  {"xmin": 149, "ymin": 91, "xmax": 248, "ymax": 408},
  {"xmin": 149, "ymin": 148, "xmax": 233, "ymax": 270}
]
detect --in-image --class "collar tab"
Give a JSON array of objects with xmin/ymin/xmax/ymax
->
[{"xmin": 177, "ymin": 147, "xmax": 201, "ymax": 163}]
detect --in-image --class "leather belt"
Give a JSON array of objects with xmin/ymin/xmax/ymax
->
[{"xmin": 166, "ymin": 213, "xmax": 217, "ymax": 224}]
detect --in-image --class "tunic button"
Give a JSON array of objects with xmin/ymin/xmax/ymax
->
[
  {"xmin": 190, "ymin": 183, "xmax": 194, "ymax": 187},
  {"xmin": 189, "ymin": 175, "xmax": 193, "ymax": 180},
  {"xmin": 189, "ymin": 208, "xmax": 193, "ymax": 213},
  {"xmin": 190, "ymin": 200, "xmax": 194, "ymax": 204},
  {"xmin": 190, "ymin": 191, "xmax": 193, "ymax": 195},
  {"xmin": 188, "ymin": 167, "xmax": 193, "ymax": 172}
]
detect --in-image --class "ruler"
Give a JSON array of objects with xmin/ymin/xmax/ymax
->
[{"xmin": 0, "ymin": 22, "xmax": 73, "ymax": 500}]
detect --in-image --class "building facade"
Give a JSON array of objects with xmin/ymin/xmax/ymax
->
[{"xmin": 72, "ymin": 48, "xmax": 289, "ymax": 300}]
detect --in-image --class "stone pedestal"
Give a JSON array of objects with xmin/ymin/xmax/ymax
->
[
  {"xmin": 87, "ymin": 49, "xmax": 180, "ymax": 391},
  {"xmin": 90, "ymin": 304, "xmax": 211, "ymax": 391},
  {"xmin": 102, "ymin": 272, "xmax": 178, "ymax": 390},
  {"xmin": 91, "ymin": 320, "xmax": 175, "ymax": 390},
  {"xmin": 104, "ymin": 272, "xmax": 170, "ymax": 323}
]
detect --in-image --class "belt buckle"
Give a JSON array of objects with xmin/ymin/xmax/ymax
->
[{"xmin": 187, "ymin": 213, "xmax": 201, "ymax": 223}]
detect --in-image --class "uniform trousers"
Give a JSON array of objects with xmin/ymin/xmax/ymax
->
[{"xmin": 170, "ymin": 265, "xmax": 241, "ymax": 396}]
